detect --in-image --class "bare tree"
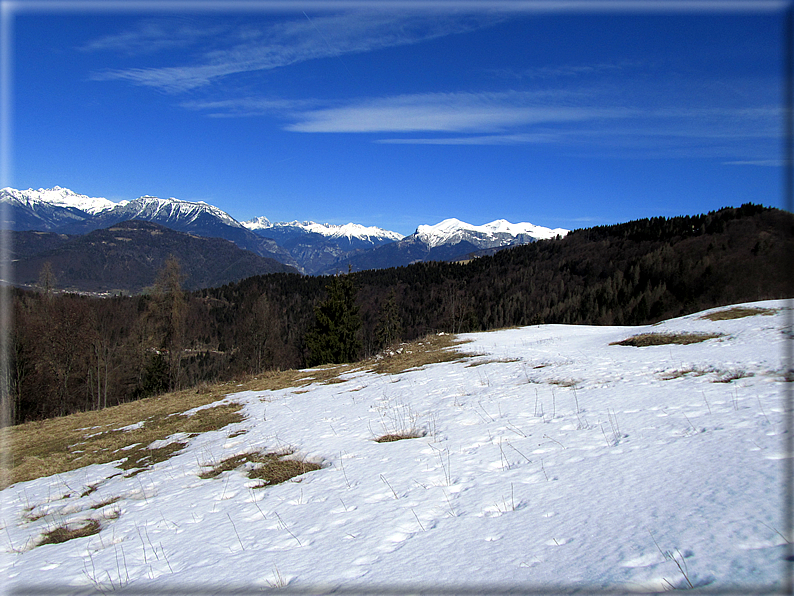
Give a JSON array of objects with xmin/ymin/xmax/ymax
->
[
  {"xmin": 145, "ymin": 256, "xmax": 187, "ymax": 392},
  {"xmin": 37, "ymin": 262, "xmax": 56, "ymax": 297}
]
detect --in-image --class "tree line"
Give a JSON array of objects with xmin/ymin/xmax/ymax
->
[{"xmin": 8, "ymin": 204, "xmax": 792, "ymax": 424}]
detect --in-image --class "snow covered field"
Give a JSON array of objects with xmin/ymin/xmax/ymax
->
[{"xmin": 2, "ymin": 300, "xmax": 791, "ymax": 594}]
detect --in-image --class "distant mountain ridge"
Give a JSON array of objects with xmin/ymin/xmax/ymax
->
[
  {"xmin": 52, "ymin": 195, "xmax": 300, "ymax": 270},
  {"xmin": 241, "ymin": 218, "xmax": 405, "ymax": 274},
  {"xmin": 324, "ymin": 217, "xmax": 569, "ymax": 273},
  {"xmin": 416, "ymin": 218, "xmax": 568, "ymax": 248},
  {"xmin": 2, "ymin": 186, "xmax": 570, "ymax": 278},
  {"xmin": 11, "ymin": 220, "xmax": 297, "ymax": 294},
  {"xmin": 2, "ymin": 186, "xmax": 122, "ymax": 214},
  {"xmin": 242, "ymin": 217, "xmax": 403, "ymax": 243},
  {"xmin": 0, "ymin": 187, "xmax": 121, "ymax": 231}
]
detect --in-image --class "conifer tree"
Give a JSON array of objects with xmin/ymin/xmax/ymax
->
[
  {"xmin": 375, "ymin": 289, "xmax": 402, "ymax": 349},
  {"xmin": 305, "ymin": 270, "xmax": 361, "ymax": 366}
]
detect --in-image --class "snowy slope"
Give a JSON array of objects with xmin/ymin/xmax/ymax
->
[
  {"xmin": 0, "ymin": 187, "xmax": 123, "ymax": 231},
  {"xmin": 242, "ymin": 218, "xmax": 405, "ymax": 274},
  {"xmin": 106, "ymin": 196, "xmax": 244, "ymax": 229},
  {"xmin": 242, "ymin": 215, "xmax": 272, "ymax": 230},
  {"xmin": 0, "ymin": 186, "xmax": 122, "ymax": 215},
  {"xmin": 242, "ymin": 218, "xmax": 404, "ymax": 243},
  {"xmin": 1, "ymin": 301, "xmax": 790, "ymax": 593},
  {"xmin": 416, "ymin": 218, "xmax": 569, "ymax": 249}
]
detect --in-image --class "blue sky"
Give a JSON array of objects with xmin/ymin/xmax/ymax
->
[{"xmin": 5, "ymin": 1, "xmax": 788, "ymax": 236}]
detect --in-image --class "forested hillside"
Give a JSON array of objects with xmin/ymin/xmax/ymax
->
[{"xmin": 10, "ymin": 204, "xmax": 791, "ymax": 423}]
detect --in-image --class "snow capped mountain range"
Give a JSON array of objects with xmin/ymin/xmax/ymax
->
[
  {"xmin": 116, "ymin": 196, "xmax": 242, "ymax": 229},
  {"xmin": 0, "ymin": 186, "xmax": 122, "ymax": 215},
  {"xmin": 242, "ymin": 217, "xmax": 404, "ymax": 243},
  {"xmin": 416, "ymin": 218, "xmax": 568, "ymax": 249},
  {"xmin": 3, "ymin": 186, "xmax": 570, "ymax": 277}
]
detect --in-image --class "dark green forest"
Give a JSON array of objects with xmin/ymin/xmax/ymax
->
[{"xmin": 9, "ymin": 204, "xmax": 792, "ymax": 424}]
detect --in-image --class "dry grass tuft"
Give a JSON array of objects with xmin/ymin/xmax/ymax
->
[
  {"xmin": 548, "ymin": 378, "xmax": 580, "ymax": 388},
  {"xmin": 374, "ymin": 430, "xmax": 425, "ymax": 443},
  {"xmin": 611, "ymin": 332, "xmax": 723, "ymax": 347},
  {"xmin": 36, "ymin": 519, "xmax": 101, "ymax": 547},
  {"xmin": 199, "ymin": 450, "xmax": 321, "ymax": 487},
  {"xmin": 700, "ymin": 306, "xmax": 778, "ymax": 321},
  {"xmin": 89, "ymin": 496, "xmax": 121, "ymax": 510},
  {"xmin": 660, "ymin": 366, "xmax": 711, "ymax": 380},
  {"xmin": 466, "ymin": 357, "xmax": 520, "ymax": 368},
  {"xmin": 249, "ymin": 457, "xmax": 322, "ymax": 487},
  {"xmin": 712, "ymin": 369, "xmax": 753, "ymax": 383},
  {"xmin": 660, "ymin": 365, "xmax": 753, "ymax": 383}
]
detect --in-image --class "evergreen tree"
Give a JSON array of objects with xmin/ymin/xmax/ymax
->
[
  {"xmin": 375, "ymin": 289, "xmax": 402, "ymax": 349},
  {"xmin": 305, "ymin": 271, "xmax": 361, "ymax": 366}
]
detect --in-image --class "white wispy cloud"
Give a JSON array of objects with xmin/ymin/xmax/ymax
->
[
  {"xmin": 180, "ymin": 97, "xmax": 318, "ymax": 117},
  {"xmin": 81, "ymin": 18, "xmax": 227, "ymax": 56},
  {"xmin": 723, "ymin": 159, "xmax": 787, "ymax": 166},
  {"xmin": 375, "ymin": 133, "xmax": 563, "ymax": 145},
  {"xmin": 182, "ymin": 86, "xmax": 780, "ymax": 161},
  {"xmin": 284, "ymin": 91, "xmax": 632, "ymax": 133},
  {"xmin": 88, "ymin": 12, "xmax": 502, "ymax": 93},
  {"xmin": 487, "ymin": 61, "xmax": 639, "ymax": 81}
]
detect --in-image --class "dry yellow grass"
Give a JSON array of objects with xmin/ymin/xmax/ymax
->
[
  {"xmin": 700, "ymin": 306, "xmax": 778, "ymax": 321},
  {"xmin": 610, "ymin": 332, "xmax": 724, "ymax": 347},
  {"xmin": 466, "ymin": 357, "xmax": 520, "ymax": 368},
  {"xmin": 367, "ymin": 333, "xmax": 471, "ymax": 375},
  {"xmin": 198, "ymin": 450, "xmax": 322, "ymax": 487},
  {"xmin": 36, "ymin": 519, "xmax": 102, "ymax": 547},
  {"xmin": 1, "ymin": 390, "xmax": 246, "ymax": 489},
  {"xmin": 374, "ymin": 431, "xmax": 425, "ymax": 443}
]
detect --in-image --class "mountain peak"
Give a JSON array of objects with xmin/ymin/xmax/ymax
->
[
  {"xmin": 241, "ymin": 216, "xmax": 273, "ymax": 230},
  {"xmin": 1, "ymin": 186, "xmax": 121, "ymax": 215},
  {"xmin": 242, "ymin": 218, "xmax": 404, "ymax": 243},
  {"xmin": 125, "ymin": 195, "xmax": 243, "ymax": 228},
  {"xmin": 415, "ymin": 218, "xmax": 569, "ymax": 249}
]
